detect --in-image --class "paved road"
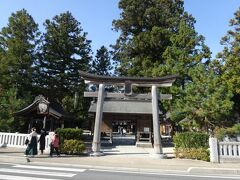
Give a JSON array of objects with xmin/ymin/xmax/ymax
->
[{"xmin": 0, "ymin": 163, "xmax": 240, "ymax": 180}]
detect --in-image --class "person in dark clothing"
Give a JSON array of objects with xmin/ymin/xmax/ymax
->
[
  {"xmin": 38, "ymin": 129, "xmax": 47, "ymax": 155},
  {"xmin": 151, "ymin": 133, "xmax": 154, "ymax": 148},
  {"xmin": 25, "ymin": 127, "xmax": 38, "ymax": 157}
]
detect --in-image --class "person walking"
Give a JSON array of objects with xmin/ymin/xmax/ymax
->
[
  {"xmin": 38, "ymin": 128, "xmax": 47, "ymax": 155},
  {"xmin": 50, "ymin": 132, "xmax": 60, "ymax": 157},
  {"xmin": 25, "ymin": 127, "xmax": 38, "ymax": 157},
  {"xmin": 151, "ymin": 133, "xmax": 154, "ymax": 148}
]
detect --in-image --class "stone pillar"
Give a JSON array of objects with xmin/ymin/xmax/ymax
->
[
  {"xmin": 151, "ymin": 85, "xmax": 165, "ymax": 158},
  {"xmin": 209, "ymin": 137, "xmax": 219, "ymax": 163},
  {"xmin": 91, "ymin": 84, "xmax": 105, "ymax": 156}
]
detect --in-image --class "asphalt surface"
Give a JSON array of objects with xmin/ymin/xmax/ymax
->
[
  {"xmin": 0, "ymin": 146, "xmax": 240, "ymax": 177},
  {"xmin": 1, "ymin": 162, "xmax": 240, "ymax": 180}
]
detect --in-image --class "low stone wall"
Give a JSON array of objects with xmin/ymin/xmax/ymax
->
[{"xmin": 209, "ymin": 137, "xmax": 240, "ymax": 163}]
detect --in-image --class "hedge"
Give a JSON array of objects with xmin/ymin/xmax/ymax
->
[
  {"xmin": 63, "ymin": 139, "xmax": 86, "ymax": 155},
  {"xmin": 175, "ymin": 147, "xmax": 210, "ymax": 162},
  {"xmin": 173, "ymin": 132, "xmax": 209, "ymax": 161},
  {"xmin": 55, "ymin": 128, "xmax": 84, "ymax": 155},
  {"xmin": 173, "ymin": 132, "xmax": 209, "ymax": 149},
  {"xmin": 55, "ymin": 128, "xmax": 83, "ymax": 141}
]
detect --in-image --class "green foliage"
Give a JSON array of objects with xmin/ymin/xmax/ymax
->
[
  {"xmin": 0, "ymin": 88, "xmax": 27, "ymax": 132},
  {"xmin": 171, "ymin": 64, "xmax": 233, "ymax": 131},
  {"xmin": 91, "ymin": 46, "xmax": 113, "ymax": 76},
  {"xmin": 217, "ymin": 8, "xmax": 240, "ymax": 124},
  {"xmin": 112, "ymin": 0, "xmax": 220, "ymax": 131},
  {"xmin": 63, "ymin": 139, "xmax": 85, "ymax": 155},
  {"xmin": 55, "ymin": 128, "xmax": 83, "ymax": 141},
  {"xmin": 175, "ymin": 148, "xmax": 210, "ymax": 162},
  {"xmin": 62, "ymin": 91, "xmax": 91, "ymax": 128},
  {"xmin": 218, "ymin": 8, "xmax": 240, "ymax": 95},
  {"xmin": 173, "ymin": 132, "xmax": 209, "ymax": 161},
  {"xmin": 35, "ymin": 11, "xmax": 92, "ymax": 127},
  {"xmin": 112, "ymin": 0, "xmax": 210, "ymax": 78},
  {"xmin": 173, "ymin": 132, "xmax": 209, "ymax": 149},
  {"xmin": 214, "ymin": 128, "xmax": 227, "ymax": 141},
  {"xmin": 0, "ymin": 10, "xmax": 92, "ymax": 132},
  {"xmin": 37, "ymin": 11, "xmax": 92, "ymax": 101},
  {"xmin": 0, "ymin": 9, "xmax": 38, "ymax": 132},
  {"xmin": 214, "ymin": 124, "xmax": 240, "ymax": 140},
  {"xmin": 55, "ymin": 128, "xmax": 84, "ymax": 154},
  {"xmin": 233, "ymin": 124, "xmax": 240, "ymax": 134},
  {"xmin": 0, "ymin": 9, "xmax": 40, "ymax": 94}
]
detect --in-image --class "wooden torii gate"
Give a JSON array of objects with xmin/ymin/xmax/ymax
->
[{"xmin": 79, "ymin": 71, "xmax": 177, "ymax": 158}]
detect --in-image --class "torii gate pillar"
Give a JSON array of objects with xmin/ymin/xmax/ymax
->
[
  {"xmin": 91, "ymin": 84, "xmax": 105, "ymax": 156},
  {"xmin": 151, "ymin": 85, "xmax": 165, "ymax": 158}
]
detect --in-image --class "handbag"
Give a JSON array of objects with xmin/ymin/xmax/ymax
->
[{"xmin": 25, "ymin": 138, "xmax": 29, "ymax": 145}]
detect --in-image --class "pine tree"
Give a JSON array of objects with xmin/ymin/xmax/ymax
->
[
  {"xmin": 112, "ymin": 0, "xmax": 214, "ymax": 130},
  {"xmin": 38, "ymin": 11, "xmax": 92, "ymax": 101},
  {"xmin": 219, "ymin": 8, "xmax": 240, "ymax": 95},
  {"xmin": 91, "ymin": 46, "xmax": 112, "ymax": 75},
  {"xmin": 36, "ymin": 11, "xmax": 92, "ymax": 127},
  {"xmin": 218, "ymin": 8, "xmax": 240, "ymax": 122},
  {"xmin": 0, "ymin": 9, "xmax": 40, "ymax": 97},
  {"xmin": 112, "ymin": 0, "xmax": 210, "ymax": 80},
  {"xmin": 0, "ymin": 9, "xmax": 39, "ymax": 132},
  {"xmin": 171, "ymin": 64, "xmax": 233, "ymax": 131}
]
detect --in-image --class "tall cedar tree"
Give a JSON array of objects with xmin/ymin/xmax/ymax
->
[
  {"xmin": 111, "ymin": 0, "xmax": 227, "ymax": 131},
  {"xmin": 218, "ymin": 8, "xmax": 240, "ymax": 122},
  {"xmin": 112, "ymin": 0, "xmax": 210, "ymax": 81},
  {"xmin": 0, "ymin": 9, "xmax": 40, "ymax": 97},
  {"xmin": 0, "ymin": 9, "xmax": 39, "ymax": 132},
  {"xmin": 91, "ymin": 46, "xmax": 112, "ymax": 75},
  {"xmin": 38, "ymin": 11, "xmax": 92, "ymax": 101}
]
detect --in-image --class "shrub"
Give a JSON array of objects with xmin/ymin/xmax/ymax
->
[
  {"xmin": 55, "ymin": 128, "xmax": 83, "ymax": 141},
  {"xmin": 214, "ymin": 124, "xmax": 240, "ymax": 141},
  {"xmin": 173, "ymin": 132, "xmax": 209, "ymax": 149},
  {"xmin": 226, "ymin": 127, "xmax": 236, "ymax": 138},
  {"xmin": 233, "ymin": 124, "xmax": 240, "ymax": 135},
  {"xmin": 63, "ymin": 139, "xmax": 86, "ymax": 155},
  {"xmin": 55, "ymin": 128, "xmax": 84, "ymax": 152},
  {"xmin": 175, "ymin": 147, "xmax": 210, "ymax": 162},
  {"xmin": 173, "ymin": 132, "xmax": 209, "ymax": 161},
  {"xmin": 214, "ymin": 128, "xmax": 227, "ymax": 141}
]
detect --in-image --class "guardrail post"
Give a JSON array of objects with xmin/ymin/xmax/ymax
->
[{"xmin": 209, "ymin": 137, "xmax": 219, "ymax": 163}]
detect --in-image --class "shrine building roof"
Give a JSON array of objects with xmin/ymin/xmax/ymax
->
[{"xmin": 14, "ymin": 95, "xmax": 64, "ymax": 119}]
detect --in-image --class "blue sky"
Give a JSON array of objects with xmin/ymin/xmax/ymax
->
[{"xmin": 0, "ymin": 0, "xmax": 239, "ymax": 58}]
